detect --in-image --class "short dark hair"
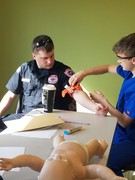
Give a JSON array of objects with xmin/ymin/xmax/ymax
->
[
  {"xmin": 113, "ymin": 33, "xmax": 135, "ymax": 57},
  {"xmin": 32, "ymin": 35, "xmax": 54, "ymax": 53}
]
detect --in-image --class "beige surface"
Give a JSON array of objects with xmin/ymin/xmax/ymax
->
[
  {"xmin": 0, "ymin": 109, "xmax": 117, "ymax": 180},
  {"xmin": 3, "ymin": 114, "xmax": 64, "ymax": 133}
]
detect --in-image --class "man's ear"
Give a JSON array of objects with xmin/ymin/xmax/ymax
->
[
  {"xmin": 32, "ymin": 53, "xmax": 35, "ymax": 59},
  {"xmin": 132, "ymin": 57, "xmax": 135, "ymax": 64}
]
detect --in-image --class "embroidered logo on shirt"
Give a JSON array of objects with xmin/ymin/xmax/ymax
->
[
  {"xmin": 48, "ymin": 75, "xmax": 58, "ymax": 84},
  {"xmin": 64, "ymin": 68, "xmax": 74, "ymax": 77},
  {"xmin": 126, "ymin": 110, "xmax": 130, "ymax": 115}
]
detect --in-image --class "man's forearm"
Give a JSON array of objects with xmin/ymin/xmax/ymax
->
[
  {"xmin": 0, "ymin": 91, "xmax": 16, "ymax": 117},
  {"xmin": 106, "ymin": 102, "xmax": 133, "ymax": 128},
  {"xmin": 81, "ymin": 65, "xmax": 110, "ymax": 77}
]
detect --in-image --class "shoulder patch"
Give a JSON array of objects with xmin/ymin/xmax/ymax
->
[{"xmin": 64, "ymin": 68, "xmax": 74, "ymax": 77}]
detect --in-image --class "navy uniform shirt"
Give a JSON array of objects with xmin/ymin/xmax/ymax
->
[{"xmin": 6, "ymin": 60, "xmax": 76, "ymax": 113}]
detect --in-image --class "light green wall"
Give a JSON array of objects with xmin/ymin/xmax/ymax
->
[{"xmin": 1, "ymin": 0, "xmax": 135, "ymax": 113}]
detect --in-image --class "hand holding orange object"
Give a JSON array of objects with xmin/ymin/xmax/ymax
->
[{"xmin": 62, "ymin": 85, "xmax": 83, "ymax": 97}]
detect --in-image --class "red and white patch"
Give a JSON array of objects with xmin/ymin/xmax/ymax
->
[
  {"xmin": 48, "ymin": 75, "xmax": 58, "ymax": 84},
  {"xmin": 64, "ymin": 68, "xmax": 74, "ymax": 77}
]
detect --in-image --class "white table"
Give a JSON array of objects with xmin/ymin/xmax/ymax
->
[{"xmin": 0, "ymin": 110, "xmax": 117, "ymax": 180}]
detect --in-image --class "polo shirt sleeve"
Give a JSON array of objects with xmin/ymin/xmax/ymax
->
[
  {"xmin": 62, "ymin": 68, "xmax": 75, "ymax": 87},
  {"xmin": 116, "ymin": 65, "xmax": 132, "ymax": 79},
  {"xmin": 55, "ymin": 61, "xmax": 75, "ymax": 88},
  {"xmin": 6, "ymin": 66, "xmax": 23, "ymax": 94}
]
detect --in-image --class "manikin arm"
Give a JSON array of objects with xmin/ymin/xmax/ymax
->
[
  {"xmin": 0, "ymin": 90, "xmax": 17, "ymax": 117},
  {"xmin": 62, "ymin": 84, "xmax": 108, "ymax": 115},
  {"xmin": 85, "ymin": 164, "xmax": 127, "ymax": 180},
  {"xmin": 0, "ymin": 155, "xmax": 45, "ymax": 172},
  {"xmin": 72, "ymin": 89, "xmax": 108, "ymax": 115}
]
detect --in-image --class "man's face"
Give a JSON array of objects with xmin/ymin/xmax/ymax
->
[
  {"xmin": 32, "ymin": 49, "xmax": 55, "ymax": 69},
  {"xmin": 117, "ymin": 53, "xmax": 134, "ymax": 71}
]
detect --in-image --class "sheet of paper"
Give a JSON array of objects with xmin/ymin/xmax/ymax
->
[
  {"xmin": 1, "ymin": 114, "xmax": 64, "ymax": 134},
  {"xmin": 0, "ymin": 147, "xmax": 25, "ymax": 176},
  {"xmin": 13, "ymin": 126, "xmax": 58, "ymax": 139}
]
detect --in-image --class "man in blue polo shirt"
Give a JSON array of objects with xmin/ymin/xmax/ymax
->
[{"xmin": 69, "ymin": 33, "xmax": 135, "ymax": 176}]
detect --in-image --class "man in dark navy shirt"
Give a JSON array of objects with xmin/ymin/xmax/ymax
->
[
  {"xmin": 0, "ymin": 35, "xmax": 76, "ymax": 122},
  {"xmin": 0, "ymin": 35, "xmax": 106, "ymax": 125}
]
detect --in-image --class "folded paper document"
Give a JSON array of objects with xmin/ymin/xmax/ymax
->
[{"xmin": 2, "ymin": 114, "xmax": 64, "ymax": 134}]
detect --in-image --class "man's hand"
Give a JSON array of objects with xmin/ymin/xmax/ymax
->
[
  {"xmin": 69, "ymin": 71, "xmax": 85, "ymax": 86},
  {"xmin": 90, "ymin": 91, "xmax": 108, "ymax": 106},
  {"xmin": 90, "ymin": 91, "xmax": 109, "ymax": 116},
  {"xmin": 95, "ymin": 103, "xmax": 109, "ymax": 116}
]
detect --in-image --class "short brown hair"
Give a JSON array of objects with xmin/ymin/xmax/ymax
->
[
  {"xmin": 32, "ymin": 35, "xmax": 54, "ymax": 53},
  {"xmin": 113, "ymin": 33, "xmax": 135, "ymax": 57}
]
